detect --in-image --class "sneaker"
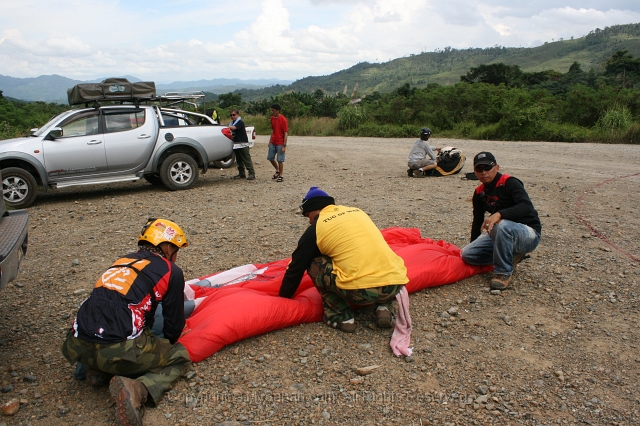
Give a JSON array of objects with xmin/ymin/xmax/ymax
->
[
  {"xmin": 323, "ymin": 315, "xmax": 356, "ymax": 333},
  {"xmin": 233, "ymin": 174, "xmax": 246, "ymax": 179},
  {"xmin": 375, "ymin": 306, "xmax": 395, "ymax": 328},
  {"xmin": 413, "ymin": 170, "xmax": 426, "ymax": 178},
  {"xmin": 490, "ymin": 274, "xmax": 512, "ymax": 290},
  {"xmin": 407, "ymin": 169, "xmax": 414, "ymax": 177},
  {"xmin": 247, "ymin": 175, "xmax": 255, "ymax": 181},
  {"xmin": 109, "ymin": 376, "xmax": 148, "ymax": 426}
]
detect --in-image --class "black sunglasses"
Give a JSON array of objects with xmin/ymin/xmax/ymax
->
[{"xmin": 474, "ymin": 164, "xmax": 495, "ymax": 172}]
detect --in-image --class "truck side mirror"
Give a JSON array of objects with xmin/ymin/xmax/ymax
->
[{"xmin": 47, "ymin": 127, "xmax": 63, "ymax": 140}]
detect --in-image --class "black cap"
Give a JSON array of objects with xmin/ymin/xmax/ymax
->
[{"xmin": 473, "ymin": 151, "xmax": 497, "ymax": 167}]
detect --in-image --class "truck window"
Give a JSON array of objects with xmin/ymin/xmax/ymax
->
[
  {"xmin": 161, "ymin": 113, "xmax": 192, "ymax": 127},
  {"xmin": 59, "ymin": 112, "xmax": 100, "ymax": 137},
  {"xmin": 105, "ymin": 110, "xmax": 146, "ymax": 133}
]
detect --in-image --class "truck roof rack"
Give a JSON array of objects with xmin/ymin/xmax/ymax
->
[
  {"xmin": 158, "ymin": 91, "xmax": 205, "ymax": 100},
  {"xmin": 155, "ymin": 91, "xmax": 206, "ymax": 110},
  {"xmin": 68, "ymin": 79, "xmax": 210, "ymax": 110}
]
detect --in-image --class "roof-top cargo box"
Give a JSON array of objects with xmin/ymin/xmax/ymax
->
[{"xmin": 67, "ymin": 78, "xmax": 156, "ymax": 105}]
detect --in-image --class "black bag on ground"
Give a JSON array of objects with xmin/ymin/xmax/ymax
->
[
  {"xmin": 464, "ymin": 172, "xmax": 479, "ymax": 180},
  {"xmin": 425, "ymin": 147, "xmax": 466, "ymax": 177}
]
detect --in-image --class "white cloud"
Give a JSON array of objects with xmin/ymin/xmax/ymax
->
[
  {"xmin": 235, "ymin": 0, "xmax": 294, "ymax": 53},
  {"xmin": 493, "ymin": 24, "xmax": 512, "ymax": 36},
  {"xmin": 482, "ymin": 6, "xmax": 640, "ymax": 46}
]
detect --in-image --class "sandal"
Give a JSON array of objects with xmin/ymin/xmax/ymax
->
[
  {"xmin": 276, "ymin": 176, "xmax": 284, "ymax": 182},
  {"xmin": 272, "ymin": 172, "xmax": 280, "ymax": 180}
]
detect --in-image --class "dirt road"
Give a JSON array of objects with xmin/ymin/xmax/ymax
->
[{"xmin": 1, "ymin": 136, "xmax": 639, "ymax": 425}]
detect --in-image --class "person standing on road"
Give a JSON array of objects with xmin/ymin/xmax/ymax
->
[
  {"xmin": 407, "ymin": 127, "xmax": 441, "ymax": 178},
  {"xmin": 61, "ymin": 218, "xmax": 191, "ymax": 426},
  {"xmin": 279, "ymin": 187, "xmax": 409, "ymax": 332},
  {"xmin": 461, "ymin": 152, "xmax": 542, "ymax": 290},
  {"xmin": 229, "ymin": 109, "xmax": 255, "ymax": 180},
  {"xmin": 268, "ymin": 103, "xmax": 288, "ymax": 183}
]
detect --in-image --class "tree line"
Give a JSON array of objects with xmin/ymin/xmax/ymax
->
[
  {"xmin": 236, "ymin": 50, "xmax": 640, "ymax": 142},
  {"xmin": 1, "ymin": 50, "xmax": 640, "ymax": 143}
]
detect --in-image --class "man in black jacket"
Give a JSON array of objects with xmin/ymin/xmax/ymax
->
[
  {"xmin": 229, "ymin": 109, "xmax": 255, "ymax": 180},
  {"xmin": 461, "ymin": 152, "xmax": 542, "ymax": 290},
  {"xmin": 61, "ymin": 218, "xmax": 191, "ymax": 426}
]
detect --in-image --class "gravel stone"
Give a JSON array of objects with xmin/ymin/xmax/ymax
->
[{"xmin": 1, "ymin": 137, "xmax": 639, "ymax": 425}]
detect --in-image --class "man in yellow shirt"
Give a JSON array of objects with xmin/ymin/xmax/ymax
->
[{"xmin": 279, "ymin": 187, "xmax": 409, "ymax": 332}]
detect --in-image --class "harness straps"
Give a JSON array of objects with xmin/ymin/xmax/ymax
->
[
  {"xmin": 475, "ymin": 174, "xmax": 511, "ymax": 194},
  {"xmin": 112, "ymin": 257, "xmax": 157, "ymax": 309}
]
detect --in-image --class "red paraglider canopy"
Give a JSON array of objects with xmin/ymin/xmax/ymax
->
[{"xmin": 178, "ymin": 228, "xmax": 492, "ymax": 362}]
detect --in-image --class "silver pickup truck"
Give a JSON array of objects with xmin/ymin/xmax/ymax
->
[
  {"xmin": 0, "ymin": 103, "xmax": 253, "ymax": 208},
  {"xmin": 0, "ymin": 169, "xmax": 28, "ymax": 290}
]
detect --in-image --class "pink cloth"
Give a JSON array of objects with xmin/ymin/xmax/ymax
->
[{"xmin": 390, "ymin": 286, "xmax": 412, "ymax": 357}]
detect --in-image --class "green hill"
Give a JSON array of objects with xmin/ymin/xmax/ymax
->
[{"xmin": 239, "ymin": 23, "xmax": 640, "ymax": 100}]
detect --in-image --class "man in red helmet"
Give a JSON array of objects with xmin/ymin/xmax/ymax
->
[{"xmin": 61, "ymin": 218, "xmax": 191, "ymax": 426}]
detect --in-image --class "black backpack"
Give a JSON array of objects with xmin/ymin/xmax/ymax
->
[{"xmin": 425, "ymin": 147, "xmax": 466, "ymax": 177}]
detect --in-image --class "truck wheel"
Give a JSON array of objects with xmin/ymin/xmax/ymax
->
[
  {"xmin": 159, "ymin": 153, "xmax": 199, "ymax": 190},
  {"xmin": 212, "ymin": 152, "xmax": 236, "ymax": 169},
  {"xmin": 2, "ymin": 167, "xmax": 38, "ymax": 208},
  {"xmin": 143, "ymin": 174, "xmax": 163, "ymax": 186}
]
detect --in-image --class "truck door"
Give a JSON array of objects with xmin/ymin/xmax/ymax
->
[
  {"xmin": 102, "ymin": 108, "xmax": 157, "ymax": 173},
  {"xmin": 42, "ymin": 111, "xmax": 108, "ymax": 179}
]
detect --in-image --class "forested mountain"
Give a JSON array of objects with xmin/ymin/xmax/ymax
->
[
  {"xmin": 1, "ymin": 23, "xmax": 639, "ymax": 105},
  {"xmin": 238, "ymin": 23, "xmax": 640, "ymax": 100}
]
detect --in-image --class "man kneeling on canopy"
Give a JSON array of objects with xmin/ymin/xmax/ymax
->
[{"xmin": 279, "ymin": 187, "xmax": 409, "ymax": 333}]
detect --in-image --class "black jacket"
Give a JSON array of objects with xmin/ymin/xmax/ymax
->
[
  {"xmin": 73, "ymin": 250, "xmax": 185, "ymax": 344},
  {"xmin": 232, "ymin": 118, "xmax": 249, "ymax": 143},
  {"xmin": 279, "ymin": 216, "xmax": 322, "ymax": 298},
  {"xmin": 471, "ymin": 173, "xmax": 542, "ymax": 242}
]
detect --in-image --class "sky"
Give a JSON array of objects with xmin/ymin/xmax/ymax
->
[{"xmin": 1, "ymin": 0, "xmax": 640, "ymax": 83}]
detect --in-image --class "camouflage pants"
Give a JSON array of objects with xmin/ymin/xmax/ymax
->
[
  {"xmin": 61, "ymin": 328, "xmax": 190, "ymax": 406},
  {"xmin": 307, "ymin": 256, "xmax": 404, "ymax": 323}
]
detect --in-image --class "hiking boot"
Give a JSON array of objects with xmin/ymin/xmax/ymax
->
[
  {"xmin": 86, "ymin": 368, "xmax": 109, "ymax": 387},
  {"xmin": 413, "ymin": 170, "xmax": 426, "ymax": 178},
  {"xmin": 247, "ymin": 175, "xmax": 255, "ymax": 181},
  {"xmin": 407, "ymin": 169, "xmax": 414, "ymax": 177},
  {"xmin": 233, "ymin": 174, "xmax": 246, "ymax": 179},
  {"xmin": 513, "ymin": 252, "xmax": 525, "ymax": 266},
  {"xmin": 109, "ymin": 376, "xmax": 148, "ymax": 426},
  {"xmin": 323, "ymin": 315, "xmax": 356, "ymax": 333},
  {"xmin": 375, "ymin": 306, "xmax": 395, "ymax": 328},
  {"xmin": 490, "ymin": 274, "xmax": 512, "ymax": 290}
]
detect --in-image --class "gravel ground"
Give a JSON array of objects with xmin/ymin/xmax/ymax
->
[{"xmin": 1, "ymin": 135, "xmax": 639, "ymax": 426}]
